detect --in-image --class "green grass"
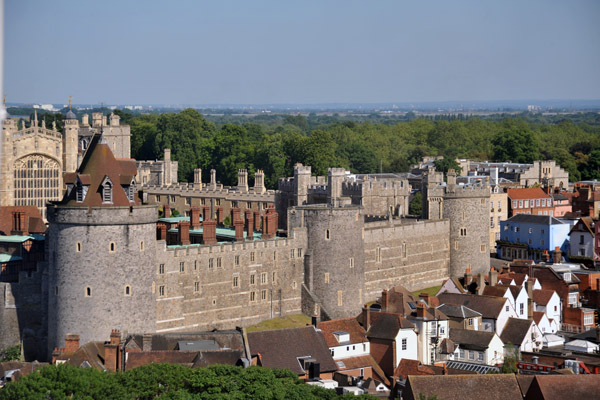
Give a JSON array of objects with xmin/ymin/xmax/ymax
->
[
  {"xmin": 412, "ymin": 285, "xmax": 442, "ymax": 298},
  {"xmin": 246, "ymin": 314, "xmax": 312, "ymax": 332}
]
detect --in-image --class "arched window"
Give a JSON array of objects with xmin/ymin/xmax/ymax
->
[
  {"xmin": 13, "ymin": 155, "xmax": 61, "ymax": 219},
  {"xmin": 85, "ymin": 287, "xmax": 92, "ymax": 297},
  {"xmin": 124, "ymin": 285, "xmax": 131, "ymax": 296},
  {"xmin": 101, "ymin": 177, "xmax": 113, "ymax": 204}
]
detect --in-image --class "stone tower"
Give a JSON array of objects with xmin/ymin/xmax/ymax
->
[
  {"xmin": 47, "ymin": 134, "xmax": 157, "ymax": 354},
  {"xmin": 421, "ymin": 167, "xmax": 444, "ymax": 220},
  {"xmin": 298, "ymin": 204, "xmax": 365, "ymax": 320},
  {"xmin": 294, "ymin": 163, "xmax": 311, "ymax": 206},
  {"xmin": 63, "ymin": 109, "xmax": 78, "ymax": 173}
]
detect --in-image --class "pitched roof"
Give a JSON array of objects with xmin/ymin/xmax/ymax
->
[
  {"xmin": 318, "ymin": 318, "xmax": 367, "ymax": 347},
  {"xmin": 532, "ymin": 311, "xmax": 547, "ymax": 326},
  {"xmin": 247, "ymin": 326, "xmax": 337, "ymax": 375},
  {"xmin": 367, "ymin": 312, "xmax": 416, "ymax": 340},
  {"xmin": 507, "ymin": 187, "xmax": 551, "ymax": 200},
  {"xmin": 436, "ymin": 304, "xmax": 481, "ymax": 319},
  {"xmin": 0, "ymin": 206, "xmax": 46, "ymax": 235},
  {"xmin": 569, "ymin": 216, "xmax": 595, "ymax": 235},
  {"xmin": 392, "ymin": 359, "xmax": 435, "ymax": 379},
  {"xmin": 506, "ymin": 213, "xmax": 565, "ymax": 225},
  {"xmin": 482, "ymin": 285, "xmax": 510, "ymax": 298},
  {"xmin": 532, "ymin": 289, "xmax": 556, "ymax": 306},
  {"xmin": 449, "ymin": 328, "xmax": 496, "ymax": 351},
  {"xmin": 437, "ymin": 293, "xmax": 507, "ymax": 319},
  {"xmin": 335, "ymin": 354, "xmax": 390, "ymax": 386},
  {"xmin": 404, "ymin": 375, "xmax": 523, "ymax": 400},
  {"xmin": 526, "ymin": 375, "xmax": 600, "ymax": 400},
  {"xmin": 500, "ymin": 318, "xmax": 534, "ymax": 346}
]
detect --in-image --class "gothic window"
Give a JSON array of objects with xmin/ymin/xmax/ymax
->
[
  {"xmin": 13, "ymin": 155, "xmax": 61, "ymax": 219},
  {"xmin": 128, "ymin": 179, "xmax": 136, "ymax": 202},
  {"xmin": 101, "ymin": 177, "xmax": 113, "ymax": 204}
]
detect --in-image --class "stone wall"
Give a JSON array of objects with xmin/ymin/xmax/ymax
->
[
  {"xmin": 154, "ymin": 227, "xmax": 307, "ymax": 333},
  {"xmin": 363, "ymin": 219, "xmax": 450, "ymax": 301}
]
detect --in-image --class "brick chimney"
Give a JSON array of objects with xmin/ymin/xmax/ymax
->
[
  {"xmin": 163, "ymin": 204, "xmax": 171, "ymax": 218},
  {"xmin": 553, "ymin": 246, "xmax": 562, "ymax": 264},
  {"xmin": 203, "ymin": 205, "xmax": 211, "ymax": 222},
  {"xmin": 142, "ymin": 333, "xmax": 152, "ymax": 351},
  {"xmin": 190, "ymin": 207, "xmax": 202, "ymax": 230},
  {"xmin": 254, "ymin": 210, "xmax": 261, "ymax": 231},
  {"xmin": 362, "ymin": 304, "xmax": 371, "ymax": 331},
  {"xmin": 51, "ymin": 347, "xmax": 65, "ymax": 364},
  {"xmin": 525, "ymin": 281, "xmax": 534, "ymax": 319},
  {"xmin": 202, "ymin": 220, "xmax": 217, "ymax": 245},
  {"xmin": 417, "ymin": 303, "xmax": 427, "ymax": 318},
  {"xmin": 231, "ymin": 207, "xmax": 242, "ymax": 225},
  {"xmin": 489, "ymin": 267, "xmax": 498, "ymax": 286},
  {"xmin": 216, "ymin": 206, "xmax": 224, "ymax": 225},
  {"xmin": 104, "ymin": 329, "xmax": 121, "ymax": 371},
  {"xmin": 64, "ymin": 333, "xmax": 80, "ymax": 354},
  {"xmin": 178, "ymin": 221, "xmax": 190, "ymax": 245},
  {"xmin": 11, "ymin": 211, "xmax": 29, "ymax": 235},
  {"xmin": 477, "ymin": 273, "xmax": 486, "ymax": 295},
  {"xmin": 245, "ymin": 209, "xmax": 254, "ymax": 240},
  {"xmin": 464, "ymin": 267, "xmax": 472, "ymax": 286},
  {"xmin": 234, "ymin": 219, "xmax": 245, "ymax": 242},
  {"xmin": 157, "ymin": 223, "xmax": 167, "ymax": 241},
  {"xmin": 262, "ymin": 207, "xmax": 278, "ymax": 239},
  {"xmin": 381, "ymin": 289, "xmax": 389, "ymax": 311},
  {"xmin": 419, "ymin": 292, "xmax": 431, "ymax": 306}
]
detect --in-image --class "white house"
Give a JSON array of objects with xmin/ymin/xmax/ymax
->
[
  {"xmin": 446, "ymin": 328, "xmax": 505, "ymax": 365},
  {"xmin": 436, "ymin": 278, "xmax": 466, "ymax": 296},
  {"xmin": 407, "ymin": 304, "xmax": 450, "ymax": 365},
  {"xmin": 533, "ymin": 311, "xmax": 558, "ymax": 334},
  {"xmin": 564, "ymin": 339, "xmax": 600, "ymax": 353},
  {"xmin": 500, "ymin": 317, "xmax": 543, "ymax": 353},
  {"xmin": 569, "ymin": 217, "xmax": 595, "ymax": 259},
  {"xmin": 532, "ymin": 289, "xmax": 562, "ymax": 327}
]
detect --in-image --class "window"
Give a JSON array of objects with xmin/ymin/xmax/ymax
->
[
  {"xmin": 325, "ymin": 273, "xmax": 330, "ymax": 284},
  {"xmin": 498, "ymin": 200, "xmax": 501, "ymax": 209},
  {"xmin": 292, "ymin": 281, "xmax": 297, "ymax": 289},
  {"xmin": 250, "ymin": 252, "xmax": 255, "ymax": 262},
  {"xmin": 541, "ymin": 199, "xmax": 546, "ymax": 207},
  {"xmin": 454, "ymin": 241, "xmax": 459, "ymax": 250},
  {"xmin": 185, "ymin": 197, "xmax": 191, "ymax": 205},
  {"xmin": 490, "ymin": 217, "xmax": 494, "ymax": 228},
  {"xmin": 194, "ymin": 261, "xmax": 197, "ymax": 270},
  {"xmin": 520, "ymin": 303, "xmax": 524, "ymax": 315},
  {"xmin": 140, "ymin": 241, "xmax": 145, "ymax": 251},
  {"xmin": 490, "ymin": 201, "xmax": 494, "ymax": 210},
  {"xmin": 541, "ymin": 239, "xmax": 545, "ymax": 246},
  {"xmin": 250, "ymin": 274, "xmax": 255, "ymax": 285},
  {"xmin": 478, "ymin": 352, "xmax": 484, "ymax": 362},
  {"xmin": 261, "ymin": 290, "xmax": 267, "ymax": 301},
  {"xmin": 337, "ymin": 290, "xmax": 343, "ymax": 306},
  {"xmin": 179, "ymin": 262, "xmax": 185, "ymax": 273},
  {"xmin": 273, "ymin": 251, "xmax": 276, "ymax": 261},
  {"xmin": 402, "ymin": 338, "xmax": 407, "ymax": 351},
  {"xmin": 109, "ymin": 242, "xmax": 115, "ymax": 253},
  {"xmin": 250, "ymin": 291, "xmax": 256, "ymax": 302},
  {"xmin": 536, "ymin": 199, "xmax": 540, "ymax": 206},
  {"xmin": 102, "ymin": 180, "xmax": 113, "ymax": 204},
  {"xmin": 512, "ymin": 200, "xmax": 518, "ymax": 208},
  {"xmin": 235, "ymin": 255, "xmax": 240, "ymax": 266},
  {"xmin": 76, "ymin": 242, "xmax": 82, "ymax": 252},
  {"xmin": 159, "ymin": 264, "xmax": 165, "ymax": 274},
  {"xmin": 217, "ymin": 258, "xmax": 222, "ymax": 269},
  {"xmin": 233, "ymin": 276, "xmax": 239, "ymax": 288},
  {"xmin": 261, "ymin": 272, "xmax": 267, "ymax": 284},
  {"xmin": 584, "ymin": 314, "xmax": 593, "ymax": 325},
  {"xmin": 376, "ymin": 246, "xmax": 381, "ymax": 263},
  {"xmin": 529, "ymin": 228, "xmax": 533, "ymax": 234},
  {"xmin": 468, "ymin": 318, "xmax": 473, "ymax": 326},
  {"xmin": 325, "ymin": 230, "xmax": 330, "ymax": 240},
  {"xmin": 459, "ymin": 349, "xmax": 465, "ymax": 359},
  {"xmin": 209, "ymin": 258, "xmax": 214, "ymax": 270},
  {"xmin": 290, "ymin": 249, "xmax": 295, "ymax": 259},
  {"xmin": 159, "ymin": 286, "xmax": 165, "ymax": 297},
  {"xmin": 519, "ymin": 200, "xmax": 523, "ymax": 208},
  {"xmin": 580, "ymin": 235, "xmax": 585, "ymax": 245},
  {"xmin": 349, "ymin": 257, "xmax": 354, "ymax": 268},
  {"xmin": 469, "ymin": 351, "xmax": 475, "ymax": 360},
  {"xmin": 85, "ymin": 287, "xmax": 92, "ymax": 297},
  {"xmin": 524, "ymin": 200, "xmax": 529, "ymax": 208},
  {"xmin": 568, "ymin": 292, "xmax": 578, "ymax": 305},
  {"xmin": 272, "ymin": 272, "xmax": 277, "ymax": 284},
  {"xmin": 506, "ymin": 305, "xmax": 510, "ymax": 312},
  {"xmin": 194, "ymin": 281, "xmax": 200, "ymax": 292},
  {"xmin": 579, "ymin": 249, "xmax": 586, "ymax": 256},
  {"xmin": 460, "ymin": 227, "xmax": 467, "ymax": 237},
  {"xmin": 481, "ymin": 244, "xmax": 486, "ymax": 253},
  {"xmin": 124, "ymin": 285, "xmax": 131, "ymax": 296},
  {"xmin": 297, "ymin": 248, "xmax": 302, "ymax": 257}
]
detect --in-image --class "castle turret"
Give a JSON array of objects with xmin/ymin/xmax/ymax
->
[
  {"xmin": 63, "ymin": 106, "xmax": 78, "ymax": 173},
  {"xmin": 294, "ymin": 163, "xmax": 311, "ymax": 206},
  {"xmin": 47, "ymin": 134, "xmax": 157, "ymax": 356},
  {"xmin": 327, "ymin": 168, "xmax": 346, "ymax": 206}
]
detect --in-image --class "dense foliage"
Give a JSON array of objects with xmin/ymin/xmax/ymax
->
[
  {"xmin": 0, "ymin": 345, "xmax": 20, "ymax": 362},
  {"xmin": 0, "ymin": 363, "xmax": 374, "ymax": 400},
  {"xmin": 8, "ymin": 107, "xmax": 600, "ymax": 187}
]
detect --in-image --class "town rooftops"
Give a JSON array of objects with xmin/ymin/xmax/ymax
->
[
  {"xmin": 0, "ymin": 206, "xmax": 46, "ymax": 235},
  {"xmin": 436, "ymin": 304, "xmax": 481, "ymax": 319},
  {"xmin": 507, "ymin": 187, "xmax": 551, "ymax": 200},
  {"xmin": 525, "ymin": 374, "xmax": 600, "ymax": 400},
  {"xmin": 403, "ymin": 374, "xmax": 523, "ymax": 400},
  {"xmin": 505, "ymin": 214, "xmax": 565, "ymax": 225},
  {"xmin": 317, "ymin": 318, "xmax": 367, "ymax": 347},
  {"xmin": 367, "ymin": 313, "xmax": 416, "ymax": 340},
  {"xmin": 449, "ymin": 328, "xmax": 497, "ymax": 351},
  {"xmin": 437, "ymin": 293, "xmax": 507, "ymax": 320},
  {"xmin": 500, "ymin": 318, "xmax": 534, "ymax": 346},
  {"xmin": 247, "ymin": 326, "xmax": 337, "ymax": 375}
]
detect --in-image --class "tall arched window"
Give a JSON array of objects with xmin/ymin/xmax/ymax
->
[{"xmin": 13, "ymin": 155, "xmax": 61, "ymax": 219}]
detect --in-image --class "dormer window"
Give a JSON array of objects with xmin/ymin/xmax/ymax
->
[
  {"xmin": 127, "ymin": 178, "xmax": 136, "ymax": 202},
  {"xmin": 101, "ymin": 176, "xmax": 113, "ymax": 204},
  {"xmin": 75, "ymin": 177, "xmax": 88, "ymax": 203}
]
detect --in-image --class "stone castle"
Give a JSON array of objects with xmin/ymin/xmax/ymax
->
[{"xmin": 1, "ymin": 119, "xmax": 490, "ymax": 360}]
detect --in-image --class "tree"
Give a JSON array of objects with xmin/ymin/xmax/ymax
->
[
  {"xmin": 491, "ymin": 120, "xmax": 540, "ymax": 163},
  {"xmin": 433, "ymin": 158, "xmax": 462, "ymax": 176},
  {"xmin": 409, "ymin": 192, "xmax": 423, "ymax": 216}
]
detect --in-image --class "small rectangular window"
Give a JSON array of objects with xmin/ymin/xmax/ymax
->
[
  {"xmin": 272, "ymin": 272, "xmax": 276, "ymax": 283},
  {"xmin": 250, "ymin": 252, "xmax": 255, "ymax": 262},
  {"xmin": 159, "ymin": 264, "xmax": 165, "ymax": 274},
  {"xmin": 261, "ymin": 272, "xmax": 267, "ymax": 284},
  {"xmin": 233, "ymin": 276, "xmax": 239, "ymax": 288},
  {"xmin": 337, "ymin": 290, "xmax": 343, "ymax": 306},
  {"xmin": 349, "ymin": 257, "xmax": 354, "ymax": 268},
  {"xmin": 250, "ymin": 291, "xmax": 256, "ymax": 302},
  {"xmin": 179, "ymin": 262, "xmax": 185, "ymax": 273},
  {"xmin": 217, "ymin": 258, "xmax": 222, "ymax": 269},
  {"xmin": 194, "ymin": 282, "xmax": 199, "ymax": 292},
  {"xmin": 261, "ymin": 290, "xmax": 267, "ymax": 301},
  {"xmin": 209, "ymin": 258, "xmax": 214, "ymax": 270},
  {"xmin": 250, "ymin": 274, "xmax": 255, "ymax": 285},
  {"xmin": 297, "ymin": 248, "xmax": 302, "ymax": 257},
  {"xmin": 325, "ymin": 272, "xmax": 330, "ymax": 284},
  {"xmin": 402, "ymin": 338, "xmax": 407, "ymax": 351},
  {"xmin": 159, "ymin": 286, "xmax": 165, "ymax": 297},
  {"xmin": 235, "ymin": 255, "xmax": 240, "ymax": 266},
  {"xmin": 290, "ymin": 249, "xmax": 295, "ymax": 259}
]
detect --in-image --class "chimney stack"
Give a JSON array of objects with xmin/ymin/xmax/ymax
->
[
  {"xmin": 477, "ymin": 273, "xmax": 486, "ymax": 295},
  {"xmin": 142, "ymin": 333, "xmax": 152, "ymax": 351},
  {"xmin": 64, "ymin": 333, "xmax": 80, "ymax": 354},
  {"xmin": 542, "ymin": 250, "xmax": 550, "ymax": 263},
  {"xmin": 105, "ymin": 329, "xmax": 121, "ymax": 372},
  {"xmin": 553, "ymin": 246, "xmax": 562, "ymax": 264},
  {"xmin": 202, "ymin": 220, "xmax": 217, "ymax": 245},
  {"xmin": 254, "ymin": 210, "xmax": 261, "ymax": 231},
  {"xmin": 362, "ymin": 305, "xmax": 371, "ymax": 331},
  {"xmin": 417, "ymin": 303, "xmax": 427, "ymax": 318},
  {"xmin": 419, "ymin": 292, "xmax": 431, "ymax": 306},
  {"xmin": 245, "ymin": 209, "xmax": 254, "ymax": 241},
  {"xmin": 157, "ymin": 223, "xmax": 167, "ymax": 241},
  {"xmin": 216, "ymin": 206, "xmax": 225, "ymax": 225},
  {"xmin": 210, "ymin": 169, "xmax": 217, "ymax": 190},
  {"xmin": 163, "ymin": 204, "xmax": 171, "ymax": 218},
  {"xmin": 381, "ymin": 289, "xmax": 389, "ymax": 311},
  {"xmin": 178, "ymin": 221, "xmax": 190, "ymax": 245},
  {"xmin": 489, "ymin": 267, "xmax": 498, "ymax": 287},
  {"xmin": 464, "ymin": 267, "xmax": 472, "ymax": 286},
  {"xmin": 190, "ymin": 207, "xmax": 202, "ymax": 230}
]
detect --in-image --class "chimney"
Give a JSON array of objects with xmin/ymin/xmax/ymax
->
[
  {"xmin": 210, "ymin": 169, "xmax": 217, "ymax": 189},
  {"xmin": 464, "ymin": 267, "xmax": 472, "ymax": 286},
  {"xmin": 234, "ymin": 219, "xmax": 245, "ymax": 242},
  {"xmin": 447, "ymin": 169, "xmax": 457, "ymax": 188},
  {"xmin": 156, "ymin": 223, "xmax": 167, "ymax": 241},
  {"xmin": 64, "ymin": 333, "xmax": 80, "ymax": 354},
  {"xmin": 381, "ymin": 289, "xmax": 389, "ymax": 311},
  {"xmin": 104, "ymin": 329, "xmax": 121, "ymax": 372},
  {"xmin": 231, "ymin": 207, "xmax": 242, "ymax": 225},
  {"xmin": 553, "ymin": 246, "xmax": 562, "ymax": 264},
  {"xmin": 419, "ymin": 292, "xmax": 431, "ymax": 306},
  {"xmin": 237, "ymin": 169, "xmax": 248, "ymax": 192},
  {"xmin": 245, "ymin": 209, "xmax": 254, "ymax": 241},
  {"xmin": 216, "ymin": 206, "xmax": 224, "ymax": 225},
  {"xmin": 362, "ymin": 305, "xmax": 371, "ymax": 331},
  {"xmin": 477, "ymin": 273, "xmax": 486, "ymax": 295},
  {"xmin": 542, "ymin": 250, "xmax": 550, "ymax": 263},
  {"xmin": 254, "ymin": 210, "xmax": 261, "ymax": 231},
  {"xmin": 254, "ymin": 170, "xmax": 265, "ymax": 194},
  {"xmin": 262, "ymin": 207, "xmax": 278, "ymax": 239},
  {"xmin": 525, "ymin": 281, "xmax": 534, "ymax": 319},
  {"xmin": 202, "ymin": 205, "xmax": 211, "ymax": 222},
  {"xmin": 489, "ymin": 267, "xmax": 498, "ymax": 287},
  {"xmin": 142, "ymin": 333, "xmax": 152, "ymax": 351},
  {"xmin": 178, "ymin": 221, "xmax": 190, "ymax": 245},
  {"xmin": 82, "ymin": 114, "xmax": 89, "ymax": 126},
  {"xmin": 193, "ymin": 168, "xmax": 202, "ymax": 185},
  {"xmin": 163, "ymin": 204, "xmax": 171, "ymax": 218},
  {"xmin": 417, "ymin": 303, "xmax": 427, "ymax": 318},
  {"xmin": 202, "ymin": 220, "xmax": 217, "ymax": 245},
  {"xmin": 51, "ymin": 347, "xmax": 64, "ymax": 364},
  {"xmin": 190, "ymin": 207, "xmax": 201, "ymax": 230}
]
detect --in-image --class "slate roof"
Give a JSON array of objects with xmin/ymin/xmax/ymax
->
[
  {"xmin": 525, "ymin": 375, "xmax": 600, "ymax": 400},
  {"xmin": 449, "ymin": 328, "xmax": 496, "ymax": 351},
  {"xmin": 124, "ymin": 349, "xmax": 244, "ymax": 370},
  {"xmin": 437, "ymin": 293, "xmax": 507, "ymax": 320},
  {"xmin": 500, "ymin": 318, "xmax": 534, "ymax": 346},
  {"xmin": 367, "ymin": 313, "xmax": 416, "ymax": 340},
  {"xmin": 126, "ymin": 330, "xmax": 246, "ymax": 353},
  {"xmin": 318, "ymin": 318, "xmax": 368, "ymax": 347},
  {"xmin": 532, "ymin": 289, "xmax": 556, "ymax": 306},
  {"xmin": 436, "ymin": 304, "xmax": 481, "ymax": 319},
  {"xmin": 404, "ymin": 375, "xmax": 523, "ymax": 400},
  {"xmin": 247, "ymin": 326, "xmax": 337, "ymax": 375},
  {"xmin": 505, "ymin": 213, "xmax": 565, "ymax": 225},
  {"xmin": 0, "ymin": 206, "xmax": 46, "ymax": 235}
]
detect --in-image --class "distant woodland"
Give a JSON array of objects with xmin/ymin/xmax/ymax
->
[{"xmin": 8, "ymin": 107, "xmax": 600, "ymax": 188}]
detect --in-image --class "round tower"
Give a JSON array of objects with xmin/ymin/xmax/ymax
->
[
  {"xmin": 47, "ymin": 136, "xmax": 157, "ymax": 354},
  {"xmin": 63, "ymin": 108, "xmax": 78, "ymax": 173},
  {"xmin": 443, "ymin": 170, "xmax": 490, "ymax": 277},
  {"xmin": 301, "ymin": 205, "xmax": 364, "ymax": 320}
]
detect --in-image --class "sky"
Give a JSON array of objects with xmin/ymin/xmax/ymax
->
[{"xmin": 4, "ymin": 0, "xmax": 600, "ymax": 105}]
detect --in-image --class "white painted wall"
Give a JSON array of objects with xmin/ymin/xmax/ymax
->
[
  {"xmin": 496, "ymin": 299, "xmax": 519, "ymax": 335},
  {"xmin": 395, "ymin": 329, "xmax": 418, "ymax": 364},
  {"xmin": 330, "ymin": 341, "xmax": 370, "ymax": 359}
]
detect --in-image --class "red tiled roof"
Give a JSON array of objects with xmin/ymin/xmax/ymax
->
[
  {"xmin": 532, "ymin": 289, "xmax": 555, "ymax": 306},
  {"xmin": 393, "ymin": 358, "xmax": 435, "ymax": 379},
  {"xmin": 336, "ymin": 354, "xmax": 390, "ymax": 386},
  {"xmin": 0, "ymin": 206, "xmax": 46, "ymax": 235},
  {"xmin": 482, "ymin": 286, "xmax": 509, "ymax": 298},
  {"xmin": 318, "ymin": 318, "xmax": 367, "ymax": 347},
  {"xmin": 532, "ymin": 311, "xmax": 546, "ymax": 325},
  {"xmin": 507, "ymin": 187, "xmax": 551, "ymax": 200}
]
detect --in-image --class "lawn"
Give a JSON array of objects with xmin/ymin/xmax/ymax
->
[
  {"xmin": 412, "ymin": 285, "xmax": 442, "ymax": 297},
  {"xmin": 246, "ymin": 313, "xmax": 312, "ymax": 332}
]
